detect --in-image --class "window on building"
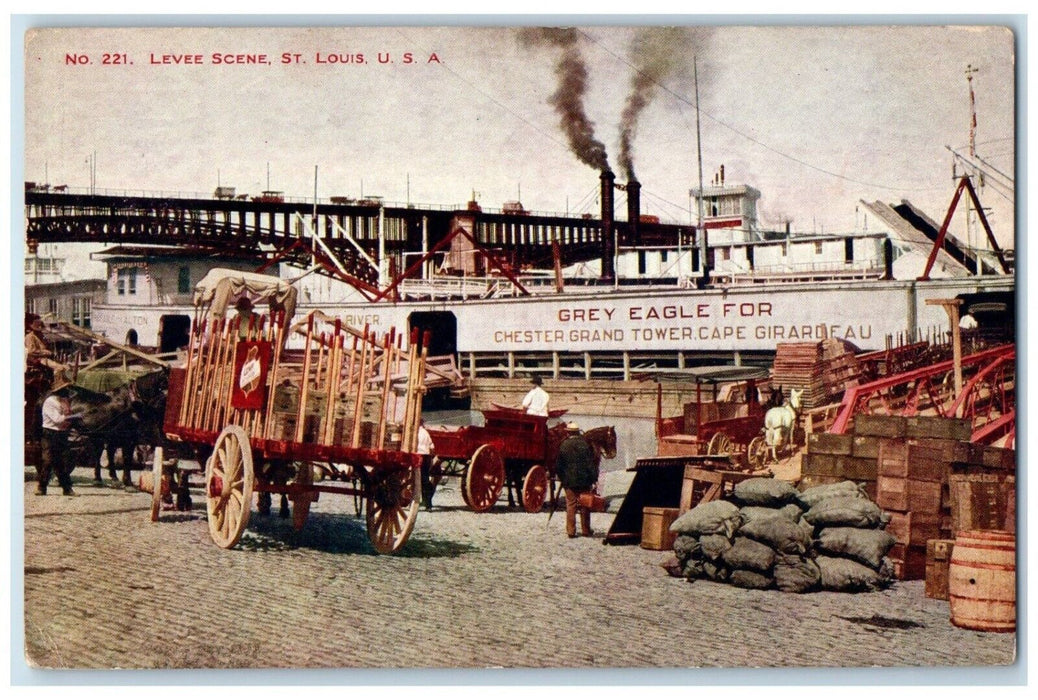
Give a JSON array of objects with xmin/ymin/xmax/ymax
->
[
  {"xmin": 721, "ymin": 247, "xmax": 731, "ymax": 261},
  {"xmin": 48, "ymin": 298, "xmax": 58, "ymax": 315},
  {"xmin": 638, "ymin": 250, "xmax": 647, "ymax": 275},
  {"xmin": 117, "ymin": 267, "xmax": 138, "ymax": 296},
  {"xmin": 72, "ymin": 297, "xmax": 92, "ymax": 328},
  {"xmin": 178, "ymin": 266, "xmax": 191, "ymax": 294},
  {"xmin": 845, "ymin": 238, "xmax": 854, "ymax": 263},
  {"xmin": 25, "ymin": 299, "xmax": 36, "ymax": 315},
  {"xmin": 814, "ymin": 241, "xmax": 823, "ymax": 255}
]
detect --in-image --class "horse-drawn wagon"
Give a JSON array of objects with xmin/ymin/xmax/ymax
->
[
  {"xmin": 654, "ymin": 367, "xmax": 775, "ymax": 468},
  {"xmin": 156, "ymin": 269, "xmax": 430, "ymax": 553},
  {"xmin": 426, "ymin": 408, "xmax": 616, "ymax": 513}
]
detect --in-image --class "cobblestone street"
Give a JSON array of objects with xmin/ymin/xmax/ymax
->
[{"xmin": 21, "ymin": 467, "xmax": 1017, "ymax": 677}]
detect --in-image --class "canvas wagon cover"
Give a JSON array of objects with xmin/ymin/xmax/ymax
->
[{"xmin": 193, "ymin": 268, "xmax": 298, "ymax": 319}]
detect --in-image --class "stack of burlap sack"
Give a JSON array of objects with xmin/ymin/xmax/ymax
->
[{"xmin": 669, "ymin": 479, "xmax": 895, "ymax": 593}]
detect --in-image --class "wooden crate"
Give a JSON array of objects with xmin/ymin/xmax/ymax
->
[
  {"xmin": 889, "ymin": 543, "xmax": 927, "ymax": 580},
  {"xmin": 980, "ymin": 446, "xmax": 1016, "ymax": 471},
  {"xmin": 801, "ymin": 453, "xmax": 876, "ymax": 481},
  {"xmin": 887, "ymin": 511, "xmax": 943, "ymax": 547},
  {"xmin": 925, "ymin": 539, "xmax": 955, "ymax": 600},
  {"xmin": 948, "ymin": 473, "xmax": 1016, "ymax": 534},
  {"xmin": 641, "ymin": 507, "xmax": 680, "ymax": 550},
  {"xmin": 877, "ymin": 440, "xmax": 947, "ymax": 481},
  {"xmin": 854, "ymin": 415, "xmax": 907, "ymax": 438},
  {"xmin": 876, "ymin": 475, "xmax": 943, "ymax": 513},
  {"xmin": 807, "ymin": 432, "xmax": 854, "ymax": 455},
  {"xmin": 904, "ymin": 416, "xmax": 972, "ymax": 441},
  {"xmin": 851, "ymin": 435, "xmax": 880, "ymax": 459}
]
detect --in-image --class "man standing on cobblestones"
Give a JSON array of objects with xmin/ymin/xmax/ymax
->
[
  {"xmin": 556, "ymin": 422, "xmax": 597, "ymax": 538},
  {"xmin": 417, "ymin": 419, "xmax": 438, "ymax": 510},
  {"xmin": 37, "ymin": 374, "xmax": 81, "ymax": 497}
]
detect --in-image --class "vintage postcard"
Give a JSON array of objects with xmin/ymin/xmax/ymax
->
[{"xmin": 19, "ymin": 22, "xmax": 1017, "ymax": 677}]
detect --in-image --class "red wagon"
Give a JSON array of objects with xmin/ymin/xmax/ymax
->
[
  {"xmin": 426, "ymin": 408, "xmax": 569, "ymax": 513},
  {"xmin": 655, "ymin": 367, "xmax": 774, "ymax": 469},
  {"xmin": 155, "ymin": 269, "xmax": 430, "ymax": 553}
]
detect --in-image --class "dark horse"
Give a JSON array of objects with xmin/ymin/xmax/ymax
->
[
  {"xmin": 503, "ymin": 423, "xmax": 618, "ymax": 509},
  {"xmin": 57, "ymin": 369, "xmax": 169, "ymax": 487}
]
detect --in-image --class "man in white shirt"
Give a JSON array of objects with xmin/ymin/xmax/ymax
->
[
  {"xmin": 416, "ymin": 420, "xmax": 438, "ymax": 510},
  {"xmin": 521, "ymin": 375, "xmax": 550, "ymax": 417},
  {"xmin": 37, "ymin": 374, "xmax": 81, "ymax": 496}
]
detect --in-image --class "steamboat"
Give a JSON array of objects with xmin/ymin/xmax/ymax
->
[{"xmin": 30, "ymin": 164, "xmax": 1011, "ymax": 386}]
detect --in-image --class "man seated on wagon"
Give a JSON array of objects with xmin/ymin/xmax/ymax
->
[{"xmin": 234, "ymin": 296, "xmax": 261, "ymax": 339}]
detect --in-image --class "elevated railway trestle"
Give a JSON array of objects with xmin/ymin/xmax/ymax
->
[{"xmin": 24, "ymin": 189, "xmax": 691, "ymax": 291}]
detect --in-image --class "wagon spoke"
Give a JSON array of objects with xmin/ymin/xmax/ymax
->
[{"xmin": 206, "ymin": 425, "xmax": 253, "ymax": 550}]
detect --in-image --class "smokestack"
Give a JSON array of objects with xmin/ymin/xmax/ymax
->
[
  {"xmin": 720, "ymin": 164, "xmax": 725, "ymax": 186},
  {"xmin": 627, "ymin": 179, "xmax": 641, "ymax": 245},
  {"xmin": 601, "ymin": 169, "xmax": 615, "ymax": 282}
]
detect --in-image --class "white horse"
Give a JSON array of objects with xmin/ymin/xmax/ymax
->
[{"xmin": 763, "ymin": 388, "xmax": 803, "ymax": 461}]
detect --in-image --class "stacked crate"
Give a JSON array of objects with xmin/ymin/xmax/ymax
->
[
  {"xmin": 948, "ymin": 444, "xmax": 1015, "ymax": 534},
  {"xmin": 876, "ymin": 435, "xmax": 954, "ymax": 580},
  {"xmin": 800, "ymin": 431, "xmax": 879, "ymax": 500},
  {"xmin": 772, "ymin": 338, "xmax": 862, "ymax": 409}
]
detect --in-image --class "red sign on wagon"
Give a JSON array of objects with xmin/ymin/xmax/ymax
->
[{"xmin": 231, "ymin": 340, "xmax": 272, "ymax": 410}]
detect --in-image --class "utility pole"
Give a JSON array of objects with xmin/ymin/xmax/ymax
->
[{"xmin": 694, "ymin": 56, "xmax": 708, "ymax": 285}]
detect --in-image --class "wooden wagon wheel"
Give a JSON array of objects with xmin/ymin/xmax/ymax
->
[
  {"xmin": 521, "ymin": 464, "xmax": 549, "ymax": 513},
  {"xmin": 205, "ymin": 425, "xmax": 254, "ymax": 549},
  {"xmin": 747, "ymin": 435, "xmax": 769, "ymax": 470},
  {"xmin": 366, "ymin": 465, "xmax": 421, "ymax": 554},
  {"xmin": 149, "ymin": 445, "xmax": 164, "ymax": 522},
  {"xmin": 707, "ymin": 431, "xmax": 734, "ymax": 456},
  {"xmin": 291, "ymin": 463, "xmax": 315, "ymax": 532},
  {"xmin": 463, "ymin": 444, "xmax": 505, "ymax": 513}
]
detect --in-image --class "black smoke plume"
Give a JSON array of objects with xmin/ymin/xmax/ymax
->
[
  {"xmin": 518, "ymin": 28, "xmax": 609, "ymax": 171},
  {"xmin": 618, "ymin": 27, "xmax": 691, "ymax": 180}
]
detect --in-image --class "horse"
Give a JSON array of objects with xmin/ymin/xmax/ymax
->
[
  {"xmin": 582, "ymin": 425, "xmax": 619, "ymax": 464},
  {"xmin": 60, "ymin": 369, "xmax": 168, "ymax": 487},
  {"xmin": 502, "ymin": 424, "xmax": 617, "ymax": 511},
  {"xmin": 763, "ymin": 387, "xmax": 803, "ymax": 461}
]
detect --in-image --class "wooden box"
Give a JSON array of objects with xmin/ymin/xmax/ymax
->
[
  {"xmin": 905, "ymin": 416, "xmax": 972, "ymax": 441},
  {"xmin": 641, "ymin": 507, "xmax": 680, "ymax": 551},
  {"xmin": 948, "ymin": 473, "xmax": 1016, "ymax": 534},
  {"xmin": 851, "ymin": 435, "xmax": 880, "ymax": 459},
  {"xmin": 886, "ymin": 511, "xmax": 943, "ymax": 546},
  {"xmin": 876, "ymin": 475, "xmax": 943, "ymax": 513},
  {"xmin": 807, "ymin": 432, "xmax": 854, "ymax": 455},
  {"xmin": 981, "ymin": 446, "xmax": 1016, "ymax": 471},
  {"xmin": 854, "ymin": 415, "xmax": 907, "ymax": 438},
  {"xmin": 801, "ymin": 453, "xmax": 876, "ymax": 481},
  {"xmin": 889, "ymin": 543, "xmax": 927, "ymax": 580},
  {"xmin": 925, "ymin": 539, "xmax": 955, "ymax": 600},
  {"xmin": 877, "ymin": 440, "xmax": 947, "ymax": 482}
]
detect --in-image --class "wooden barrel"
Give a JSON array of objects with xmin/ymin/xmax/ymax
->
[{"xmin": 948, "ymin": 529, "xmax": 1015, "ymax": 632}]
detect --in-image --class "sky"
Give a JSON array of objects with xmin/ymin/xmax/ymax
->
[{"xmin": 21, "ymin": 23, "xmax": 1016, "ymax": 278}]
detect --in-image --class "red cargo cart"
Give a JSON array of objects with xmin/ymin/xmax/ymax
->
[
  {"xmin": 427, "ymin": 407, "xmax": 616, "ymax": 513},
  {"xmin": 155, "ymin": 269, "xmax": 430, "ymax": 553}
]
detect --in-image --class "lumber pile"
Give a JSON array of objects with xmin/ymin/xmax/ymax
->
[{"xmin": 772, "ymin": 338, "xmax": 862, "ymax": 409}]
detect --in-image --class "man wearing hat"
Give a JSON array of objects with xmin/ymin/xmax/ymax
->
[
  {"xmin": 521, "ymin": 375, "xmax": 550, "ymax": 417},
  {"xmin": 555, "ymin": 422, "xmax": 598, "ymax": 538},
  {"xmin": 234, "ymin": 296, "xmax": 260, "ymax": 340},
  {"xmin": 37, "ymin": 373, "xmax": 82, "ymax": 496}
]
